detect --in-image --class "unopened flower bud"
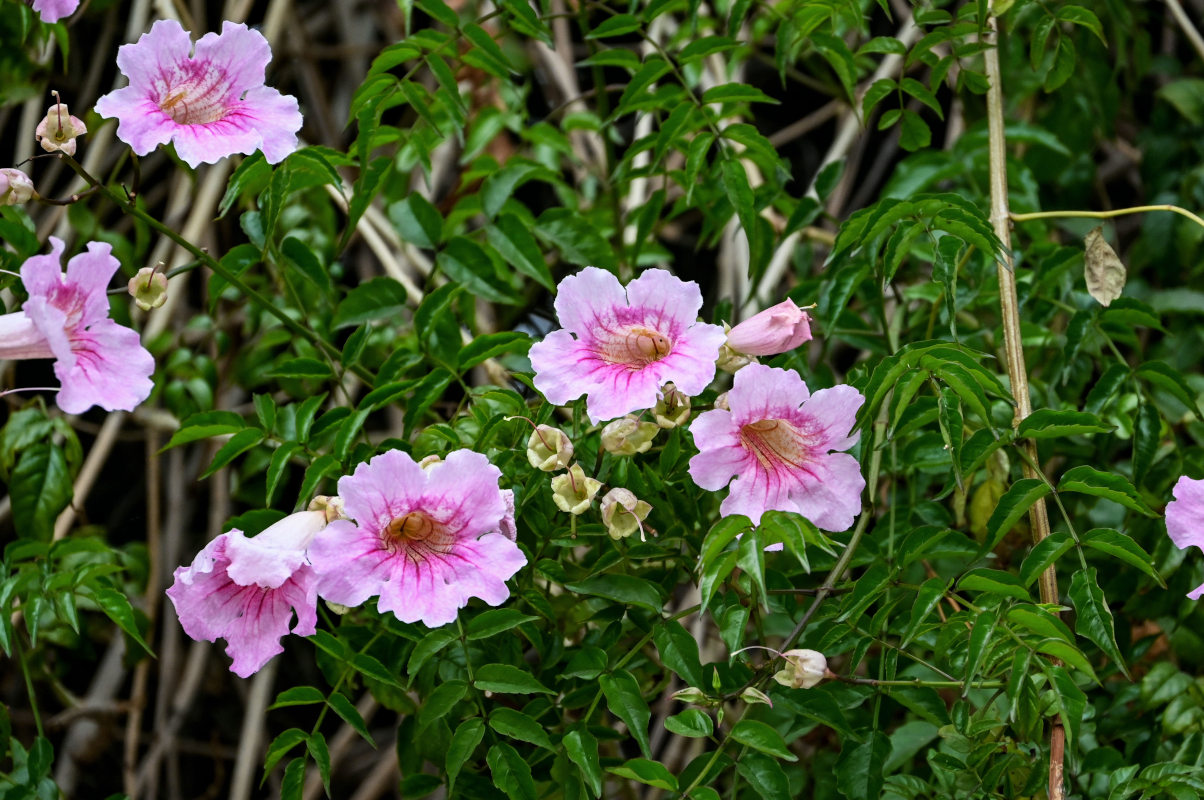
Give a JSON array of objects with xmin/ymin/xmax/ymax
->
[
  {"xmin": 714, "ymin": 392, "xmax": 730, "ymax": 412},
  {"xmin": 670, "ymin": 687, "xmax": 709, "ymax": 705},
  {"xmin": 127, "ymin": 266, "xmax": 168, "ymax": 310},
  {"xmin": 600, "ymin": 415, "xmax": 658, "ymax": 456},
  {"xmin": 550, "ymin": 463, "xmax": 602, "ymax": 515},
  {"xmin": 35, "ymin": 94, "xmax": 88, "ymax": 157},
  {"xmin": 0, "ymin": 168, "xmax": 34, "ymax": 206},
  {"xmin": 739, "ymin": 687, "xmax": 773, "ymax": 707},
  {"xmin": 325, "ymin": 600, "xmax": 351, "ymax": 615},
  {"xmin": 308, "ymin": 495, "xmax": 346, "ymax": 524},
  {"xmin": 716, "ymin": 342, "xmax": 756, "ymax": 374},
  {"xmin": 653, "ymin": 383, "xmax": 691, "ymax": 429},
  {"xmin": 527, "ymin": 424, "xmax": 573, "ymax": 471},
  {"xmin": 726, "ymin": 299, "xmax": 813, "ymax": 357},
  {"xmin": 418, "ymin": 454, "xmax": 442, "ymax": 470},
  {"xmin": 600, "ymin": 488, "xmax": 652, "ymax": 540},
  {"xmin": 772, "ymin": 649, "xmax": 828, "ymax": 690}
]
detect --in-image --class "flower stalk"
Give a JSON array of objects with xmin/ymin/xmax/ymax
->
[{"xmin": 984, "ymin": 8, "xmax": 1064, "ymax": 798}]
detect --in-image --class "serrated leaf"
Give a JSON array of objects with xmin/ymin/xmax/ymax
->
[
  {"xmin": 600, "ymin": 669, "xmax": 652, "ymax": 758},
  {"xmin": 474, "ymin": 663, "xmax": 554, "ymax": 694},
  {"xmin": 1069, "ymin": 567, "xmax": 1129, "ymax": 678},
  {"xmin": 1058, "ymin": 466, "xmax": 1155, "ymax": 516}
]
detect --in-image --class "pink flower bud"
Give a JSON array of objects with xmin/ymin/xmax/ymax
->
[
  {"xmin": 725, "ymin": 299, "xmax": 813, "ymax": 357},
  {"xmin": 0, "ymin": 168, "xmax": 34, "ymax": 205},
  {"xmin": 35, "ymin": 95, "xmax": 88, "ymax": 157}
]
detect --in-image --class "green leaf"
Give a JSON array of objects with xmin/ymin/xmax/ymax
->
[
  {"xmin": 408, "ymin": 625, "xmax": 458, "ymax": 674},
  {"xmin": 487, "ymin": 742, "xmax": 536, "ymax": 800},
  {"xmin": 1081, "ymin": 528, "xmax": 1162, "ymax": 584},
  {"xmin": 600, "ymin": 669, "xmax": 652, "ymax": 758},
  {"xmin": 701, "ymin": 83, "xmax": 779, "ymax": 106},
  {"xmin": 958, "ymin": 569, "xmax": 1031, "ymax": 601},
  {"xmin": 418, "ymin": 680, "xmax": 468, "ymax": 731},
  {"xmin": 736, "ymin": 751, "xmax": 791, "ymax": 800},
  {"xmin": 730, "ymin": 719, "xmax": 797, "ymax": 761},
  {"xmin": 653, "ymin": 620, "xmax": 705, "ymax": 687},
  {"xmin": 587, "ymin": 13, "xmax": 641, "ymax": 38},
  {"xmin": 902, "ymin": 577, "xmax": 948, "ymax": 646},
  {"xmin": 307, "ymin": 732, "xmax": 331, "ymax": 796},
  {"xmin": 1057, "ymin": 5, "xmax": 1106, "ymax": 44},
  {"xmin": 481, "ymin": 159, "xmax": 552, "ymax": 219},
  {"xmin": 833, "ymin": 731, "xmax": 890, "ymax": 800},
  {"xmin": 200, "ymin": 428, "xmax": 266, "ymax": 479},
  {"xmin": 1018, "ymin": 409, "xmax": 1113, "ymax": 439},
  {"xmin": 984, "ymin": 478, "xmax": 1050, "ymax": 551},
  {"xmin": 700, "ymin": 550, "xmax": 737, "ymax": 611},
  {"xmin": 486, "ymin": 215, "xmax": 554, "ymax": 290},
  {"xmin": 607, "ymin": 758, "xmax": 678, "ymax": 790},
  {"xmin": 264, "ymin": 728, "xmax": 308, "ymax": 777},
  {"xmin": 437, "ymin": 236, "xmax": 517, "ymax": 304},
  {"xmin": 1035, "ymin": 639, "xmax": 1098, "ymax": 684},
  {"xmin": 563, "ymin": 726, "xmax": 604, "ymax": 798},
  {"xmin": 1058, "ymin": 466, "xmax": 1155, "ymax": 516},
  {"xmin": 664, "ymin": 708, "xmax": 713, "ymax": 737},
  {"xmin": 566, "ymin": 574, "xmax": 665, "ymax": 613},
  {"xmin": 268, "ymin": 358, "xmax": 333, "ymax": 380},
  {"xmin": 736, "ymin": 529, "xmax": 768, "ymax": 610},
  {"xmin": 281, "ymin": 757, "xmax": 305, "ymax": 800},
  {"xmin": 10, "ymin": 444, "xmax": 72, "ymax": 541},
  {"xmin": 535, "ymin": 208, "xmax": 617, "ymax": 268},
  {"xmin": 474, "ymin": 663, "xmax": 555, "ymax": 694},
  {"xmin": 1007, "ymin": 604, "xmax": 1075, "ymax": 644},
  {"xmin": 898, "ymin": 110, "xmax": 932, "ymax": 151},
  {"xmin": 1068, "ymin": 567, "xmax": 1129, "ymax": 678},
  {"xmin": 93, "ymin": 587, "xmax": 153, "ymax": 657},
  {"xmin": 458, "ymin": 332, "xmax": 531, "ymax": 371},
  {"xmin": 388, "ymin": 194, "xmax": 443, "ymax": 249},
  {"xmin": 963, "ymin": 606, "xmax": 999, "ymax": 693},
  {"xmin": 614, "ymin": 58, "xmax": 672, "ymax": 117},
  {"xmin": 1136, "ymin": 361, "xmax": 1204, "ymax": 418},
  {"xmin": 446, "ymin": 718, "xmax": 485, "ymax": 794},
  {"xmin": 462, "ymin": 23, "xmax": 515, "ymax": 77},
  {"xmin": 466, "ymin": 608, "xmax": 537, "ymax": 640},
  {"xmin": 490, "ymin": 707, "xmax": 554, "ymax": 750},
  {"xmin": 219, "ymin": 151, "xmax": 269, "ymax": 218},
  {"xmin": 270, "ymin": 686, "xmax": 326, "ymax": 709},
  {"xmin": 1019, "ymin": 532, "xmax": 1074, "ymax": 587},
  {"xmin": 326, "ymin": 692, "xmax": 376, "ymax": 745}
]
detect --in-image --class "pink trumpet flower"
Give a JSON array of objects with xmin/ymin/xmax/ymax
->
[
  {"xmin": 1166, "ymin": 476, "xmax": 1204, "ymax": 599},
  {"xmin": 688, "ymin": 363, "xmax": 865, "ymax": 530},
  {"xmin": 0, "ymin": 238, "xmax": 154, "ymax": 414},
  {"xmin": 95, "ymin": 20, "xmax": 302, "ymax": 168}
]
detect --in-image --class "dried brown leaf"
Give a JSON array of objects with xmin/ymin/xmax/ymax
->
[{"xmin": 1084, "ymin": 226, "xmax": 1126, "ymax": 307}]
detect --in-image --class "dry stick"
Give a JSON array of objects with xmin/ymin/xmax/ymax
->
[
  {"xmin": 749, "ymin": 12, "xmax": 921, "ymax": 310},
  {"xmin": 348, "ymin": 741, "xmax": 401, "ymax": 800},
  {"xmin": 229, "ymin": 660, "xmax": 279, "ymax": 800},
  {"xmin": 122, "ymin": 428, "xmax": 163, "ymax": 797},
  {"xmin": 982, "ymin": 12, "xmax": 1064, "ymax": 800},
  {"xmin": 1167, "ymin": 0, "xmax": 1204, "ymax": 63}
]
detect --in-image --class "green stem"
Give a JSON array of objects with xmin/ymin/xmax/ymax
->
[
  {"xmin": 1011, "ymin": 204, "xmax": 1204, "ymax": 233},
  {"xmin": 834, "ymin": 675, "xmax": 1005, "ymax": 689},
  {"xmin": 59, "ymin": 154, "xmax": 374, "ymax": 386},
  {"xmin": 14, "ymin": 634, "xmax": 44, "ymax": 739}
]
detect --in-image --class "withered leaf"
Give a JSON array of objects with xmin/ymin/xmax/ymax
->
[{"xmin": 1084, "ymin": 226, "xmax": 1126, "ymax": 307}]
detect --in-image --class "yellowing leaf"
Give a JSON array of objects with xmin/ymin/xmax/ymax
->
[{"xmin": 1084, "ymin": 226, "xmax": 1126, "ymax": 306}]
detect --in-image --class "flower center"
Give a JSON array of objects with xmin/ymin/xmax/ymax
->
[
  {"xmin": 739, "ymin": 418, "xmax": 809, "ymax": 470},
  {"xmin": 601, "ymin": 325, "xmax": 673, "ymax": 368},
  {"xmin": 383, "ymin": 511, "xmax": 454, "ymax": 559},
  {"xmin": 158, "ymin": 69, "xmax": 228, "ymax": 125}
]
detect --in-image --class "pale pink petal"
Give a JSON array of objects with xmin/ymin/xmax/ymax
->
[
  {"xmin": 1167, "ymin": 476, "xmax": 1204, "ymax": 553},
  {"xmin": 0, "ymin": 312, "xmax": 55, "ymax": 360},
  {"xmin": 31, "ymin": 0, "xmax": 79, "ymax": 22},
  {"xmin": 499, "ymin": 489, "xmax": 517, "ymax": 541},
  {"xmin": 785, "ymin": 453, "xmax": 865, "ymax": 532},
  {"xmin": 65, "ymin": 242, "xmax": 122, "ymax": 325},
  {"xmin": 192, "ymin": 21, "xmax": 272, "ymax": 96},
  {"xmin": 624, "ymin": 267, "xmax": 704, "ymax": 334},
  {"xmin": 532, "ymin": 267, "xmax": 724, "ymax": 423},
  {"xmin": 553, "ymin": 267, "xmax": 628, "ymax": 336},
  {"xmin": 96, "ymin": 19, "xmax": 301, "ymax": 168},
  {"xmin": 728, "ymin": 363, "xmax": 809, "ymax": 423},
  {"xmin": 793, "ymin": 385, "xmax": 863, "ymax": 452},
  {"xmin": 688, "ymin": 365, "xmax": 864, "ymax": 532},
  {"xmin": 225, "ymin": 510, "xmax": 327, "ymax": 588},
  {"xmin": 166, "ymin": 533, "xmax": 319, "ymax": 678},
  {"xmin": 311, "ymin": 449, "xmax": 523, "ymax": 627},
  {"xmin": 51, "ymin": 319, "xmax": 155, "ymax": 414},
  {"xmin": 18, "ymin": 237, "xmax": 67, "ymax": 298}
]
